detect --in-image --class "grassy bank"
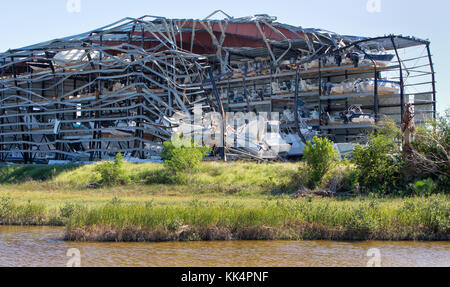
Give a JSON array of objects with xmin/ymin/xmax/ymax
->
[
  {"xmin": 65, "ymin": 195, "xmax": 449, "ymax": 242},
  {"xmin": 0, "ymin": 162, "xmax": 448, "ymax": 242},
  {"xmin": 0, "ymin": 191, "xmax": 448, "ymax": 242},
  {"xmin": 0, "ymin": 162, "xmax": 300, "ymax": 197}
]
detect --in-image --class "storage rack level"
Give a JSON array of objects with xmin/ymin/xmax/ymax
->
[{"xmin": 206, "ymin": 40, "xmax": 435, "ymax": 144}]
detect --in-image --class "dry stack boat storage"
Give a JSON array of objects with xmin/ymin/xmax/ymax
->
[{"xmin": 0, "ymin": 12, "xmax": 436, "ymax": 163}]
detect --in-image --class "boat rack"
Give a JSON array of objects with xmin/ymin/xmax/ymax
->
[
  {"xmin": 0, "ymin": 12, "xmax": 436, "ymax": 163},
  {"xmin": 204, "ymin": 45, "xmax": 435, "ymax": 144}
]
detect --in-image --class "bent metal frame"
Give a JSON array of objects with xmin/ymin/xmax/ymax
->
[{"xmin": 0, "ymin": 11, "xmax": 436, "ymax": 163}]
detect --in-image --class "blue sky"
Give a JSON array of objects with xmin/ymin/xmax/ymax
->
[{"xmin": 0, "ymin": 0, "xmax": 448, "ymax": 112}]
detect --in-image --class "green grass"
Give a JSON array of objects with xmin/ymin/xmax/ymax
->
[
  {"xmin": 0, "ymin": 191, "xmax": 448, "ymax": 241},
  {"xmin": 0, "ymin": 162, "xmax": 448, "ymax": 242},
  {"xmin": 0, "ymin": 164, "xmax": 80, "ymax": 183},
  {"xmin": 65, "ymin": 195, "xmax": 449, "ymax": 241},
  {"xmin": 0, "ymin": 162, "xmax": 301, "ymax": 197}
]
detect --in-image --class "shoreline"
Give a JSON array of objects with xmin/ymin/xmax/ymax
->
[
  {"xmin": 0, "ymin": 162, "xmax": 448, "ymax": 243},
  {"xmin": 64, "ymin": 224, "xmax": 449, "ymax": 242},
  {"xmin": 0, "ymin": 222, "xmax": 447, "ymax": 242},
  {"xmin": 1, "ymin": 195, "xmax": 448, "ymax": 242}
]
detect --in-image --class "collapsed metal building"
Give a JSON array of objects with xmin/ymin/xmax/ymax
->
[{"xmin": 0, "ymin": 11, "xmax": 436, "ymax": 163}]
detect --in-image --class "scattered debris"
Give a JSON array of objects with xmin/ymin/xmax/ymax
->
[
  {"xmin": 295, "ymin": 189, "xmax": 335, "ymax": 198},
  {"xmin": 86, "ymin": 183, "xmax": 100, "ymax": 189}
]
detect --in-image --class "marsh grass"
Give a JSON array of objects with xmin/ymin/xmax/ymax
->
[
  {"xmin": 64, "ymin": 195, "xmax": 449, "ymax": 242},
  {"xmin": 0, "ymin": 190, "xmax": 448, "ymax": 241},
  {"xmin": 0, "ymin": 195, "xmax": 61, "ymax": 226}
]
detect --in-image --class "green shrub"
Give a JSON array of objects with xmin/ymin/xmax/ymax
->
[
  {"xmin": 162, "ymin": 136, "xmax": 209, "ymax": 161},
  {"xmin": 378, "ymin": 118, "xmax": 403, "ymax": 141},
  {"xmin": 163, "ymin": 140, "xmax": 211, "ymax": 184},
  {"xmin": 351, "ymin": 124, "xmax": 404, "ymax": 194},
  {"xmin": 165, "ymin": 148, "xmax": 204, "ymax": 173},
  {"xmin": 303, "ymin": 136, "xmax": 339, "ymax": 189},
  {"xmin": 412, "ymin": 178, "xmax": 436, "ymax": 197},
  {"xmin": 162, "ymin": 141, "xmax": 176, "ymax": 161},
  {"xmin": 95, "ymin": 153, "xmax": 129, "ymax": 186}
]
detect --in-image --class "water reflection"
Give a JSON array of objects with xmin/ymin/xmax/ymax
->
[{"xmin": 0, "ymin": 226, "xmax": 448, "ymax": 267}]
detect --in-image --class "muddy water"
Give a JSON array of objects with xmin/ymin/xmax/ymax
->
[{"xmin": 0, "ymin": 226, "xmax": 449, "ymax": 267}]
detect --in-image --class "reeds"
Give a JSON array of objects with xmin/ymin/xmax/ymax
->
[
  {"xmin": 0, "ymin": 196, "xmax": 61, "ymax": 226},
  {"xmin": 65, "ymin": 195, "xmax": 449, "ymax": 242}
]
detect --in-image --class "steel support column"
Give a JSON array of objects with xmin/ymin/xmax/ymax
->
[
  {"xmin": 391, "ymin": 37, "xmax": 405, "ymax": 124},
  {"xmin": 426, "ymin": 44, "xmax": 436, "ymax": 120}
]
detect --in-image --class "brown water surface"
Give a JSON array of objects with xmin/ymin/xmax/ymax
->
[{"xmin": 0, "ymin": 226, "xmax": 448, "ymax": 267}]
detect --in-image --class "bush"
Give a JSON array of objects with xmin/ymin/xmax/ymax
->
[
  {"xmin": 303, "ymin": 136, "xmax": 339, "ymax": 189},
  {"xmin": 165, "ymin": 147, "xmax": 210, "ymax": 182},
  {"xmin": 162, "ymin": 141, "xmax": 176, "ymax": 161},
  {"xmin": 351, "ymin": 124, "xmax": 404, "ymax": 194},
  {"xmin": 162, "ymin": 140, "xmax": 211, "ymax": 184},
  {"xmin": 411, "ymin": 111, "xmax": 449, "ymax": 192},
  {"xmin": 95, "ymin": 153, "xmax": 129, "ymax": 186},
  {"xmin": 412, "ymin": 178, "xmax": 436, "ymax": 197},
  {"xmin": 162, "ymin": 136, "xmax": 210, "ymax": 161}
]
